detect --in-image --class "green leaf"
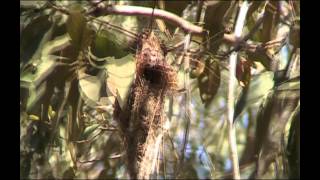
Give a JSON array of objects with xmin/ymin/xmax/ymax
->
[
  {"xmin": 246, "ymin": 71, "xmax": 274, "ymax": 104},
  {"xmin": 105, "ymin": 54, "xmax": 136, "ymax": 109},
  {"xmin": 48, "ymin": 105, "xmax": 56, "ymax": 120},
  {"xmin": 66, "ymin": 6, "xmax": 93, "ymax": 52},
  {"xmin": 234, "ymin": 71, "xmax": 274, "ymax": 120},
  {"xmin": 92, "ymin": 15, "xmax": 139, "ymax": 59},
  {"xmin": 254, "ymin": 86, "xmax": 299, "ymax": 178},
  {"xmin": 197, "ymin": 59, "xmax": 221, "ymax": 107},
  {"xmin": 82, "ymin": 124, "xmax": 100, "ymax": 140},
  {"xmin": 247, "ymin": 51, "xmax": 273, "ymax": 71},
  {"xmin": 20, "ymin": 1, "xmax": 46, "ymax": 9},
  {"xmin": 41, "ymin": 34, "xmax": 70, "ymax": 57},
  {"xmin": 20, "ymin": 15, "xmax": 52, "ymax": 65},
  {"xmin": 78, "ymin": 68, "xmax": 106, "ymax": 108},
  {"xmin": 87, "ymin": 46, "xmax": 109, "ymax": 69},
  {"xmin": 92, "ymin": 29, "xmax": 130, "ymax": 59},
  {"xmin": 28, "ymin": 114, "xmax": 40, "ymax": 121},
  {"xmin": 20, "ymin": 56, "xmax": 57, "ymax": 111}
]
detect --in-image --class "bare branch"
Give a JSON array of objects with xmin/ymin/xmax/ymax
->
[
  {"xmin": 89, "ymin": 5, "xmax": 205, "ymax": 34},
  {"xmin": 48, "ymin": 2, "xmax": 204, "ymax": 34},
  {"xmin": 227, "ymin": 1, "xmax": 251, "ymax": 179},
  {"xmin": 222, "ymin": 15, "xmax": 264, "ymax": 56}
]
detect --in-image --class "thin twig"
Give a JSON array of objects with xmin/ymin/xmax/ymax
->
[
  {"xmin": 77, "ymin": 153, "xmax": 123, "ymax": 164},
  {"xmin": 72, "ymin": 129, "xmax": 103, "ymax": 144}
]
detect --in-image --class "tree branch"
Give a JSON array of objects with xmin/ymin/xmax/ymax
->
[
  {"xmin": 48, "ymin": 2, "xmax": 204, "ymax": 34},
  {"xmin": 227, "ymin": 1, "xmax": 251, "ymax": 179},
  {"xmin": 222, "ymin": 14, "xmax": 264, "ymax": 57},
  {"xmin": 89, "ymin": 4, "xmax": 205, "ymax": 34}
]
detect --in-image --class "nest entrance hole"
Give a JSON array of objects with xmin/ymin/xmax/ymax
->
[{"xmin": 142, "ymin": 66, "xmax": 166, "ymax": 86}]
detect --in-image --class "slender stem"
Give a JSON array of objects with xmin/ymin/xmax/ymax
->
[{"xmin": 227, "ymin": 1, "xmax": 250, "ymax": 179}]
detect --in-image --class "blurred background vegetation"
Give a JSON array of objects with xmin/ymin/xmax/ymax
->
[{"xmin": 20, "ymin": 0, "xmax": 300, "ymax": 179}]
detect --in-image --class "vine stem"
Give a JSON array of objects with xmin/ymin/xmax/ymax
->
[{"xmin": 227, "ymin": 1, "xmax": 250, "ymax": 179}]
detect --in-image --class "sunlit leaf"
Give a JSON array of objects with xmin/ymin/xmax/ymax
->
[
  {"xmin": 105, "ymin": 54, "xmax": 135, "ymax": 109},
  {"xmin": 41, "ymin": 34, "xmax": 71, "ymax": 57},
  {"xmin": 20, "ymin": 1, "xmax": 46, "ymax": 9},
  {"xmin": 20, "ymin": 56, "xmax": 57, "ymax": 111},
  {"xmin": 78, "ymin": 68, "xmax": 106, "ymax": 108},
  {"xmin": 48, "ymin": 105, "xmax": 56, "ymax": 120},
  {"xmin": 28, "ymin": 114, "xmax": 40, "ymax": 121},
  {"xmin": 247, "ymin": 71, "xmax": 274, "ymax": 103}
]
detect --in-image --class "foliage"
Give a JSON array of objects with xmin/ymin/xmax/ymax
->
[{"xmin": 20, "ymin": 0, "xmax": 300, "ymax": 179}]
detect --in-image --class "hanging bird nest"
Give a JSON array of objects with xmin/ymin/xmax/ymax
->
[{"xmin": 113, "ymin": 31, "xmax": 177, "ymax": 179}]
